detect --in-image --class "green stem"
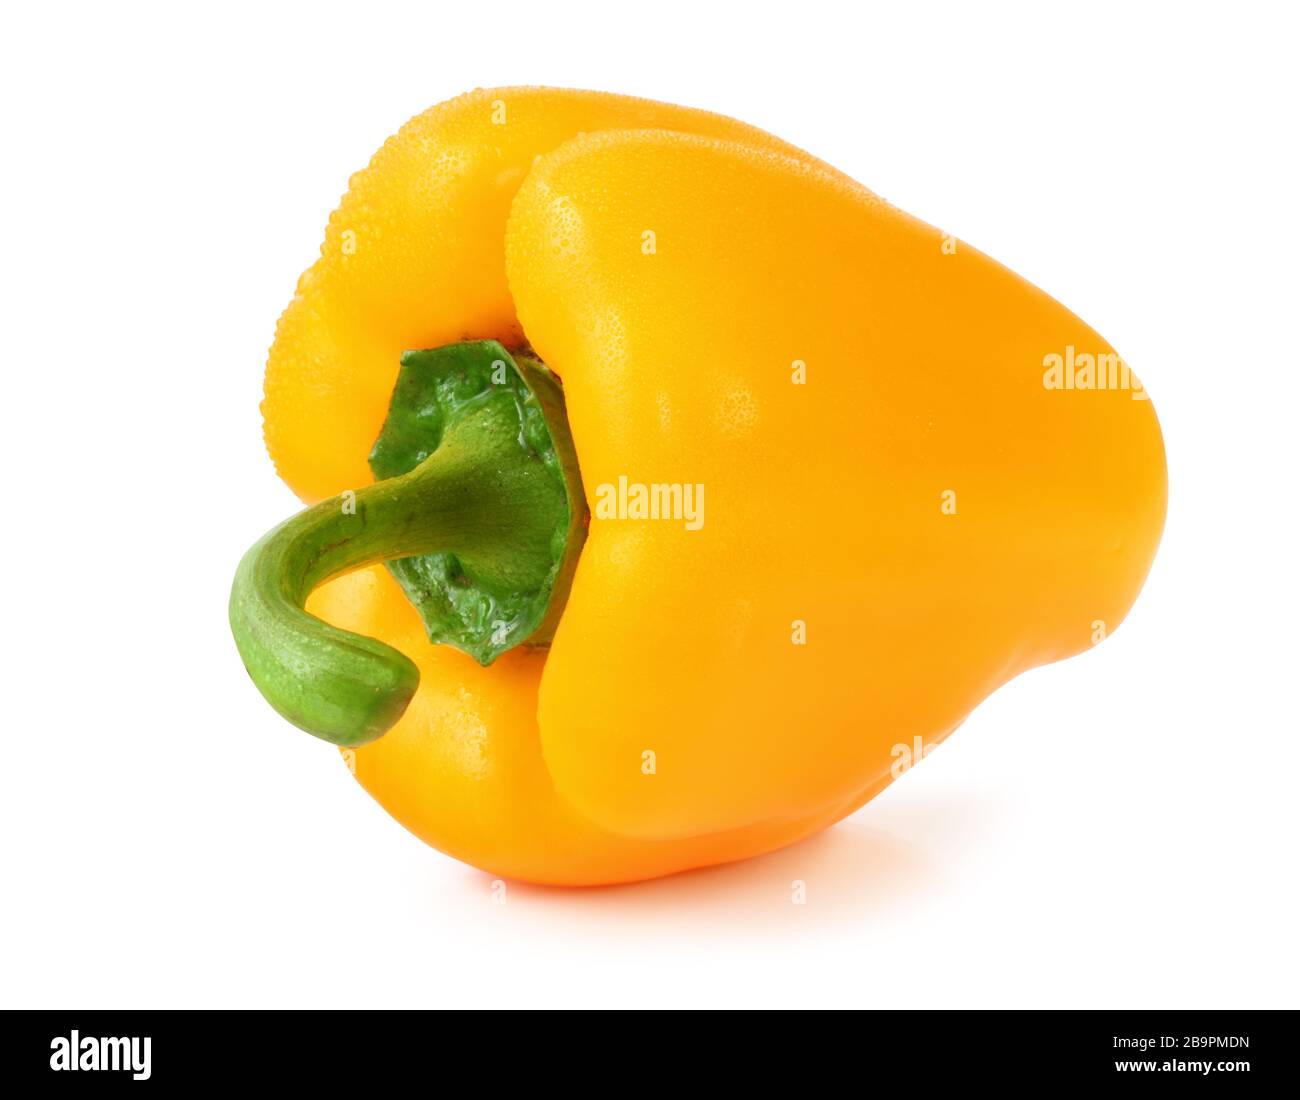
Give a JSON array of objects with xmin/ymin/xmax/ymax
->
[{"xmin": 230, "ymin": 342, "xmax": 586, "ymax": 747}]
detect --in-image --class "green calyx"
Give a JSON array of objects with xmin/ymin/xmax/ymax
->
[{"xmin": 229, "ymin": 340, "xmax": 587, "ymax": 747}]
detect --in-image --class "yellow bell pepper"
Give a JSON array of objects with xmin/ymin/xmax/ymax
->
[{"xmin": 232, "ymin": 87, "xmax": 1166, "ymax": 885}]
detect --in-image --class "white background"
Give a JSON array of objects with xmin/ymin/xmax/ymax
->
[{"xmin": 2, "ymin": 1, "xmax": 1296, "ymax": 1009}]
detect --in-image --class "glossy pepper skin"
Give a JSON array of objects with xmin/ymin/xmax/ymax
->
[{"xmin": 260, "ymin": 87, "xmax": 1166, "ymax": 885}]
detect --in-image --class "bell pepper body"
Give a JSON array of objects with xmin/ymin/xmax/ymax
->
[{"xmin": 261, "ymin": 88, "xmax": 1165, "ymax": 884}]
